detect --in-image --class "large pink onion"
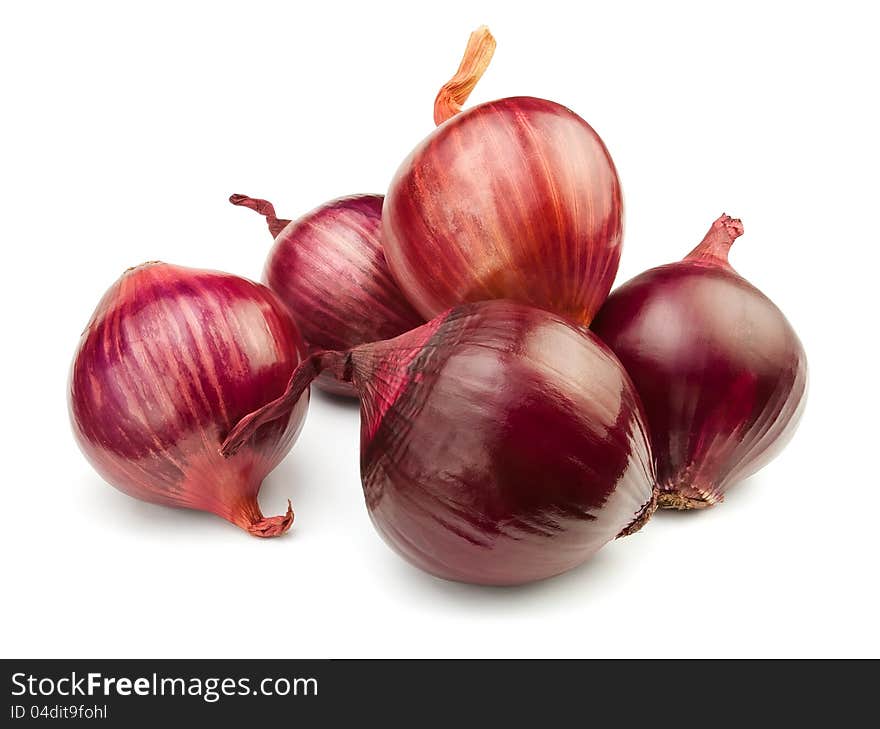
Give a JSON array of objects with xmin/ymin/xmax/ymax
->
[
  {"xmin": 592, "ymin": 215, "xmax": 808, "ymax": 509},
  {"xmin": 230, "ymin": 193, "xmax": 424, "ymax": 396},
  {"xmin": 382, "ymin": 27, "xmax": 623, "ymax": 325},
  {"xmin": 69, "ymin": 262, "xmax": 308, "ymax": 536},
  {"xmin": 222, "ymin": 300, "xmax": 656, "ymax": 584}
]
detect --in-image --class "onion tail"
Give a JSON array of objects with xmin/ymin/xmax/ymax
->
[
  {"xmin": 221, "ymin": 352, "xmax": 346, "ymax": 457},
  {"xmin": 433, "ymin": 25, "xmax": 496, "ymax": 125},
  {"xmin": 229, "ymin": 194, "xmax": 292, "ymax": 239},
  {"xmin": 684, "ymin": 213, "xmax": 744, "ymax": 269},
  {"xmin": 230, "ymin": 498, "xmax": 294, "ymax": 538}
]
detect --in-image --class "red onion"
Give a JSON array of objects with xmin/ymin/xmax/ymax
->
[
  {"xmin": 592, "ymin": 215, "xmax": 808, "ymax": 509},
  {"xmin": 230, "ymin": 193, "xmax": 424, "ymax": 397},
  {"xmin": 222, "ymin": 300, "xmax": 656, "ymax": 584},
  {"xmin": 382, "ymin": 27, "xmax": 623, "ymax": 326},
  {"xmin": 69, "ymin": 262, "xmax": 308, "ymax": 536}
]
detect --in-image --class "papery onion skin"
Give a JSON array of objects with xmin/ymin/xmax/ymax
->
[
  {"xmin": 223, "ymin": 300, "xmax": 655, "ymax": 585},
  {"xmin": 382, "ymin": 28, "xmax": 623, "ymax": 326},
  {"xmin": 69, "ymin": 262, "xmax": 308, "ymax": 536},
  {"xmin": 592, "ymin": 215, "xmax": 808, "ymax": 509},
  {"xmin": 231, "ymin": 193, "xmax": 425, "ymax": 397}
]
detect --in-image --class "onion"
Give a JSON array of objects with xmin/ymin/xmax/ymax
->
[
  {"xmin": 592, "ymin": 215, "xmax": 808, "ymax": 509},
  {"xmin": 230, "ymin": 193, "xmax": 424, "ymax": 397},
  {"xmin": 222, "ymin": 300, "xmax": 656, "ymax": 584},
  {"xmin": 69, "ymin": 262, "xmax": 308, "ymax": 536},
  {"xmin": 382, "ymin": 26, "xmax": 623, "ymax": 326}
]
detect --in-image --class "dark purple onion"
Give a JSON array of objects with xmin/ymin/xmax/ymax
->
[
  {"xmin": 592, "ymin": 215, "xmax": 808, "ymax": 509},
  {"xmin": 222, "ymin": 300, "xmax": 656, "ymax": 584},
  {"xmin": 69, "ymin": 262, "xmax": 308, "ymax": 536},
  {"xmin": 230, "ymin": 193, "xmax": 424, "ymax": 397}
]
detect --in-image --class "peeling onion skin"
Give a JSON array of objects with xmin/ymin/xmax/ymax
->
[
  {"xmin": 231, "ymin": 193, "xmax": 425, "ymax": 397},
  {"xmin": 223, "ymin": 300, "xmax": 656, "ymax": 585},
  {"xmin": 592, "ymin": 215, "xmax": 808, "ymax": 509},
  {"xmin": 69, "ymin": 262, "xmax": 309, "ymax": 536},
  {"xmin": 383, "ymin": 27, "xmax": 623, "ymax": 326}
]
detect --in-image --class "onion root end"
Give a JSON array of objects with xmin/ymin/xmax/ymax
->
[
  {"xmin": 617, "ymin": 487, "xmax": 659, "ymax": 538},
  {"xmin": 657, "ymin": 491, "xmax": 717, "ymax": 510}
]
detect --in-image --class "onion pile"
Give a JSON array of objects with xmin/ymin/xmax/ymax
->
[
  {"xmin": 230, "ymin": 193, "xmax": 424, "ymax": 396},
  {"xmin": 222, "ymin": 301, "xmax": 656, "ymax": 585},
  {"xmin": 69, "ymin": 27, "xmax": 807, "ymax": 584}
]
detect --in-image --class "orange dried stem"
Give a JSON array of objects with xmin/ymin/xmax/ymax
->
[
  {"xmin": 685, "ymin": 213, "xmax": 744, "ymax": 268},
  {"xmin": 246, "ymin": 500, "xmax": 294, "ymax": 537},
  {"xmin": 433, "ymin": 25, "xmax": 497, "ymax": 125},
  {"xmin": 229, "ymin": 498, "xmax": 294, "ymax": 538}
]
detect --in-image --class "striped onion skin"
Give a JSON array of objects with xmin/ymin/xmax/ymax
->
[
  {"xmin": 222, "ymin": 300, "xmax": 656, "ymax": 585},
  {"xmin": 231, "ymin": 194, "xmax": 424, "ymax": 397},
  {"xmin": 592, "ymin": 215, "xmax": 808, "ymax": 509},
  {"xmin": 383, "ymin": 94, "xmax": 623, "ymax": 326},
  {"xmin": 69, "ymin": 262, "xmax": 309, "ymax": 536}
]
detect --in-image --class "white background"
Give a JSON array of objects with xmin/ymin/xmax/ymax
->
[{"xmin": 2, "ymin": 0, "xmax": 878, "ymax": 658}]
